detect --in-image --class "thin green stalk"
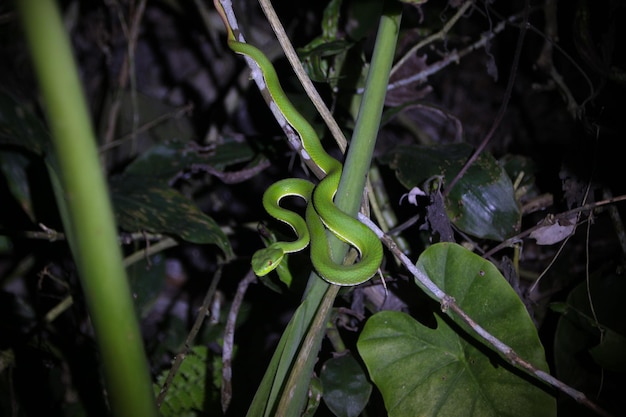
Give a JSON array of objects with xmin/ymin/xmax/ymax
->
[
  {"xmin": 17, "ymin": 1, "xmax": 158, "ymax": 416},
  {"xmin": 248, "ymin": 2, "xmax": 402, "ymax": 416}
]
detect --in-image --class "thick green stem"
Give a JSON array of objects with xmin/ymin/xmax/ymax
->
[
  {"xmin": 334, "ymin": 0, "xmax": 402, "ymax": 250},
  {"xmin": 248, "ymin": 2, "xmax": 402, "ymax": 416},
  {"xmin": 17, "ymin": 1, "xmax": 157, "ymax": 416}
]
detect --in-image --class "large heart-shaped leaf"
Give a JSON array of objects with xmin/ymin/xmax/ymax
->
[{"xmin": 358, "ymin": 243, "xmax": 555, "ymax": 417}]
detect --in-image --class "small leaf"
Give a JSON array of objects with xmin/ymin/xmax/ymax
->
[
  {"xmin": 320, "ymin": 353, "xmax": 372, "ymax": 417},
  {"xmin": 0, "ymin": 92, "xmax": 50, "ymax": 155},
  {"xmin": 127, "ymin": 253, "xmax": 166, "ymax": 318},
  {"xmin": 358, "ymin": 243, "xmax": 555, "ymax": 417},
  {"xmin": 529, "ymin": 214, "xmax": 577, "ymax": 245},
  {"xmin": 299, "ymin": 39, "xmax": 353, "ymax": 82},
  {"xmin": 124, "ymin": 138, "xmax": 259, "ymax": 182},
  {"xmin": 589, "ymin": 329, "xmax": 626, "ymax": 372},
  {"xmin": 302, "ymin": 375, "xmax": 323, "ymax": 417},
  {"xmin": 114, "ymin": 90, "xmax": 195, "ymax": 146},
  {"xmin": 0, "ymin": 151, "xmax": 36, "ymax": 222},
  {"xmin": 554, "ymin": 273, "xmax": 626, "ymax": 408},
  {"xmin": 110, "ymin": 175, "xmax": 232, "ymax": 257}
]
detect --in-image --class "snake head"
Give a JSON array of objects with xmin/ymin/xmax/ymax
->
[{"xmin": 251, "ymin": 246, "xmax": 286, "ymax": 276}]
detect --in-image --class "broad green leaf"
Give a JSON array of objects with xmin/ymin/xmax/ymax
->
[
  {"xmin": 382, "ymin": 143, "xmax": 520, "ymax": 241},
  {"xmin": 320, "ymin": 353, "xmax": 372, "ymax": 417},
  {"xmin": 110, "ymin": 175, "xmax": 232, "ymax": 257},
  {"xmin": 358, "ymin": 243, "xmax": 554, "ymax": 417}
]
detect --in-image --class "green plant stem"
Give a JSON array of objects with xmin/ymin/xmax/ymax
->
[
  {"xmin": 17, "ymin": 1, "xmax": 158, "ymax": 416},
  {"xmin": 249, "ymin": 2, "xmax": 402, "ymax": 416}
]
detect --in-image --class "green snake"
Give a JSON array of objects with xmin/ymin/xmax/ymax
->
[{"xmin": 215, "ymin": 1, "xmax": 382, "ymax": 286}]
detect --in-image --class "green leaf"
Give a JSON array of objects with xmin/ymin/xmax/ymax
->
[
  {"xmin": 127, "ymin": 253, "xmax": 166, "ymax": 318},
  {"xmin": 299, "ymin": 39, "xmax": 354, "ymax": 83},
  {"xmin": 112, "ymin": 90, "xmax": 195, "ymax": 146},
  {"xmin": 397, "ymin": 0, "xmax": 429, "ymax": 4},
  {"xmin": 0, "ymin": 151, "xmax": 36, "ymax": 222},
  {"xmin": 346, "ymin": 0, "xmax": 384, "ymax": 41},
  {"xmin": 0, "ymin": 92, "xmax": 50, "ymax": 155},
  {"xmin": 500, "ymin": 154, "xmax": 539, "ymax": 199},
  {"xmin": 320, "ymin": 0, "xmax": 342, "ymax": 39},
  {"xmin": 589, "ymin": 329, "xmax": 626, "ymax": 372},
  {"xmin": 358, "ymin": 243, "xmax": 555, "ymax": 417},
  {"xmin": 320, "ymin": 353, "xmax": 372, "ymax": 417},
  {"xmin": 154, "ymin": 346, "xmax": 220, "ymax": 417},
  {"xmin": 554, "ymin": 272, "xmax": 626, "ymax": 412},
  {"xmin": 382, "ymin": 143, "xmax": 520, "ymax": 241},
  {"xmin": 110, "ymin": 175, "xmax": 232, "ymax": 257},
  {"xmin": 302, "ymin": 375, "xmax": 323, "ymax": 417},
  {"xmin": 124, "ymin": 138, "xmax": 259, "ymax": 182}
]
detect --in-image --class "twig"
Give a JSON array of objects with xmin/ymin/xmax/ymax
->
[
  {"xmin": 484, "ymin": 194, "xmax": 626, "ymax": 258},
  {"xmin": 99, "ymin": 103, "xmax": 193, "ymax": 153},
  {"xmin": 389, "ymin": 0, "xmax": 475, "ymax": 80},
  {"xmin": 221, "ymin": 269, "xmax": 257, "ymax": 412},
  {"xmin": 125, "ymin": 0, "xmax": 146, "ymax": 155},
  {"xmin": 37, "ymin": 235, "xmax": 177, "ymax": 324},
  {"xmin": 213, "ymin": 0, "xmax": 324, "ymax": 179},
  {"xmin": 485, "ymin": 0, "xmax": 596, "ymax": 116},
  {"xmin": 121, "ymin": 237, "xmax": 178, "ymax": 267},
  {"xmin": 535, "ymin": 0, "xmax": 580, "ymax": 118},
  {"xmin": 156, "ymin": 266, "xmax": 223, "ymax": 407},
  {"xmin": 357, "ymin": 213, "xmax": 614, "ymax": 417},
  {"xmin": 385, "ymin": 11, "xmax": 513, "ymax": 92},
  {"xmin": 257, "ymin": 0, "xmax": 349, "ymax": 152},
  {"xmin": 44, "ymin": 295, "xmax": 74, "ymax": 323},
  {"xmin": 445, "ymin": 0, "xmax": 530, "ymax": 196},
  {"xmin": 102, "ymin": 0, "xmax": 147, "ymax": 156},
  {"xmin": 603, "ymin": 188, "xmax": 626, "ymax": 256}
]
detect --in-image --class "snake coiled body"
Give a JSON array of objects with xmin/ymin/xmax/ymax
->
[{"xmin": 216, "ymin": 1, "xmax": 383, "ymax": 285}]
